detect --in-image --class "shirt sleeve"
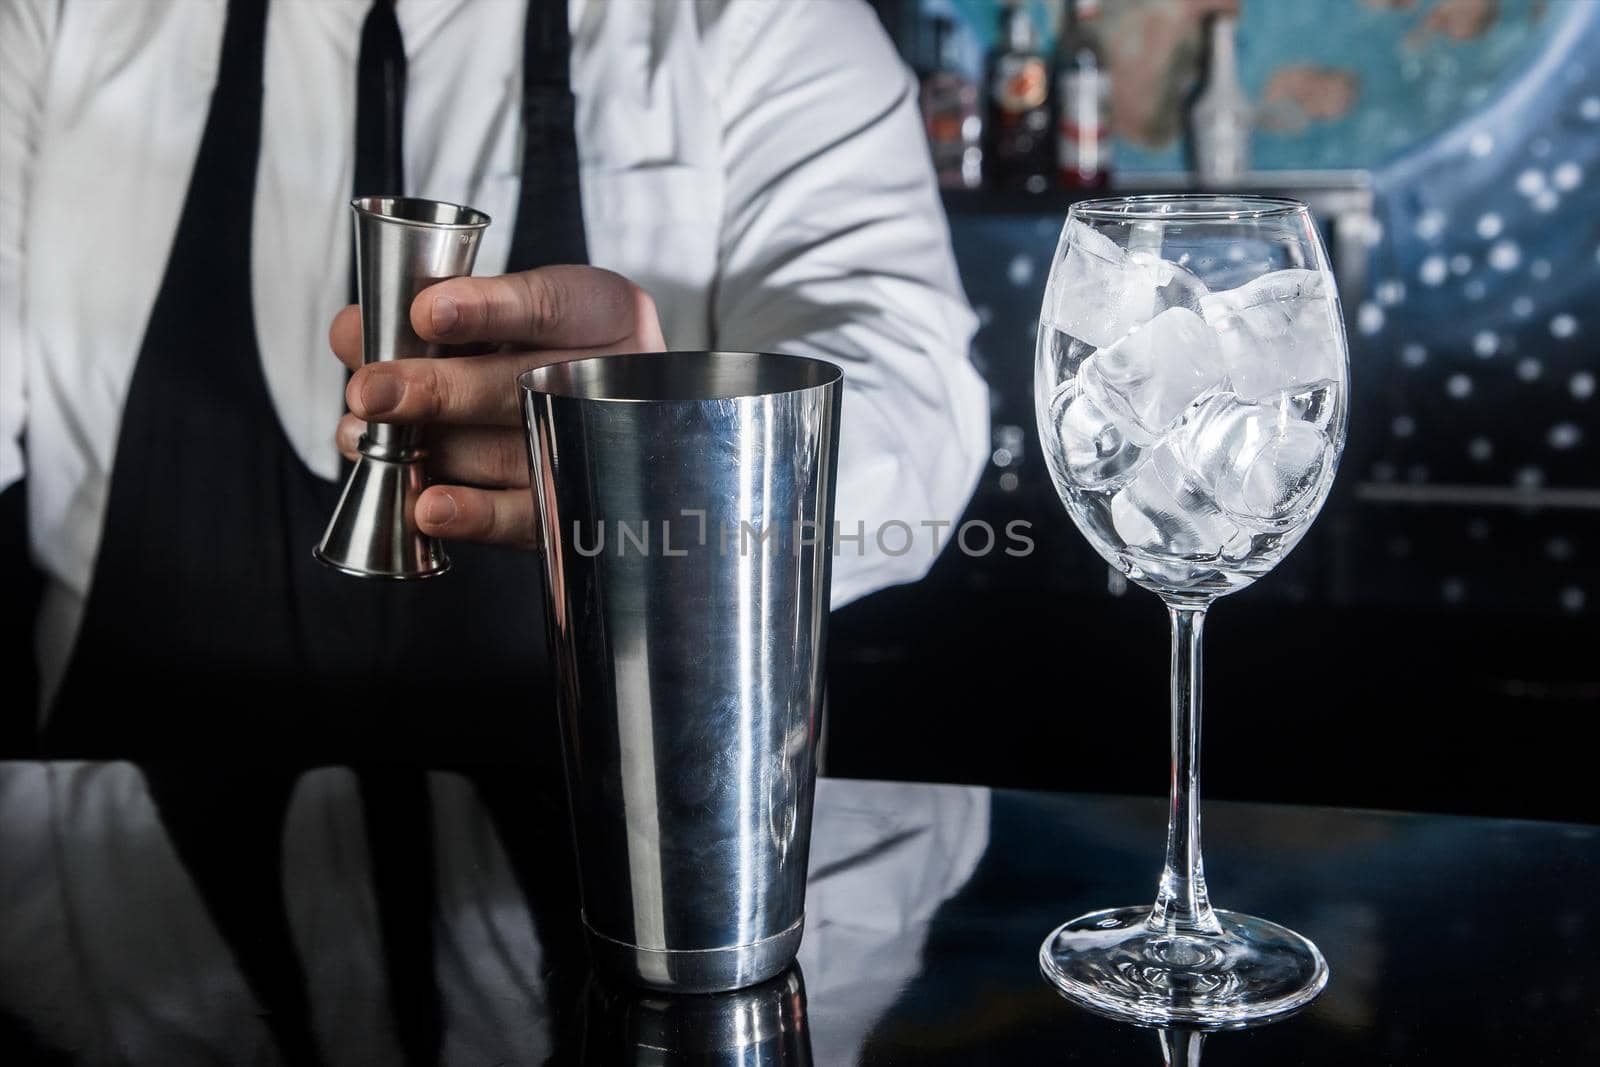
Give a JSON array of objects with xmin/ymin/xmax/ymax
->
[
  {"xmin": 707, "ymin": 0, "xmax": 990, "ymax": 608},
  {"xmin": 0, "ymin": 0, "xmax": 56, "ymax": 493}
]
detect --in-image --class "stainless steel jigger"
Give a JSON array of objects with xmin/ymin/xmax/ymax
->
[{"xmin": 314, "ymin": 196, "xmax": 489, "ymax": 579}]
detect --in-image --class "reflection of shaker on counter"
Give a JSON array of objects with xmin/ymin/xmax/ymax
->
[{"xmin": 582, "ymin": 967, "xmax": 813, "ymax": 1066}]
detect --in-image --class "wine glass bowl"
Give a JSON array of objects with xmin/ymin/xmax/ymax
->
[
  {"xmin": 1036, "ymin": 195, "xmax": 1348, "ymax": 604},
  {"xmin": 1035, "ymin": 195, "xmax": 1346, "ymax": 1026}
]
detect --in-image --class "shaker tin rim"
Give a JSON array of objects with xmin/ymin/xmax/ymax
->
[{"xmin": 518, "ymin": 350, "xmax": 843, "ymax": 405}]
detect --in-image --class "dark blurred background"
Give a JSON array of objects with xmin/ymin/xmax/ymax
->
[
  {"xmin": 829, "ymin": 0, "xmax": 1599, "ymax": 822},
  {"xmin": 2, "ymin": 0, "xmax": 1593, "ymax": 826}
]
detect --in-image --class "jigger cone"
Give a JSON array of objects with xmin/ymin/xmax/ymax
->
[{"xmin": 314, "ymin": 196, "xmax": 489, "ymax": 579}]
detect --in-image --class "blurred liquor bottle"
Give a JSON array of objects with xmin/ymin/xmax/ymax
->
[
  {"xmin": 1186, "ymin": 13, "xmax": 1253, "ymax": 183},
  {"xmin": 1054, "ymin": 0, "xmax": 1113, "ymax": 190},
  {"xmin": 986, "ymin": 1, "xmax": 1052, "ymax": 193},
  {"xmin": 920, "ymin": 16, "xmax": 984, "ymax": 190}
]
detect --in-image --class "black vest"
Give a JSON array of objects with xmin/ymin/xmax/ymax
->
[{"xmin": 45, "ymin": 0, "xmax": 588, "ymax": 767}]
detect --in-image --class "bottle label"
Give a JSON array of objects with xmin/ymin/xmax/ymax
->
[
  {"xmin": 1058, "ymin": 68, "xmax": 1111, "ymax": 177},
  {"xmin": 994, "ymin": 55, "xmax": 1048, "ymax": 114}
]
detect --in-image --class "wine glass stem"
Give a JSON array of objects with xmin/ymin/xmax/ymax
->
[{"xmin": 1150, "ymin": 604, "xmax": 1221, "ymax": 936}]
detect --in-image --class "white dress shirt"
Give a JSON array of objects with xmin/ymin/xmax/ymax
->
[{"xmin": 0, "ymin": 0, "xmax": 988, "ymax": 700}]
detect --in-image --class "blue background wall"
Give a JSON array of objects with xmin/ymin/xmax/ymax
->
[
  {"xmin": 922, "ymin": 0, "xmax": 1564, "ymax": 169},
  {"xmin": 914, "ymin": 0, "xmax": 1599, "ymax": 615}
]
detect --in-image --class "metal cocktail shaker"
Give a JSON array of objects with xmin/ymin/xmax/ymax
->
[{"xmin": 520, "ymin": 351, "xmax": 842, "ymax": 993}]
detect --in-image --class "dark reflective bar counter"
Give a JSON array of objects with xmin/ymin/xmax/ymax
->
[{"xmin": 2, "ymin": 764, "xmax": 1593, "ymax": 1064}]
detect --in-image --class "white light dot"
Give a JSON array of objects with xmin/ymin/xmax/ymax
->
[
  {"xmin": 1553, "ymin": 162, "xmax": 1582, "ymax": 191},
  {"xmin": 999, "ymin": 471, "xmax": 1019, "ymax": 492},
  {"xmin": 1512, "ymin": 296, "xmax": 1535, "ymax": 318},
  {"xmin": 1450, "ymin": 254, "xmax": 1473, "ymax": 276},
  {"xmin": 1516, "ymin": 357, "xmax": 1542, "ymax": 382},
  {"xmin": 1362, "ymin": 218, "xmax": 1385, "ymax": 247},
  {"xmin": 1533, "ymin": 189, "xmax": 1560, "ymax": 213},
  {"xmin": 1530, "ymin": 259, "xmax": 1552, "ymax": 280},
  {"xmin": 1582, "ymin": 96, "xmax": 1600, "ymax": 121},
  {"xmin": 1550, "ymin": 314, "xmax": 1578, "ymax": 339},
  {"xmin": 1226, "ymin": 245, "xmax": 1248, "ymax": 263},
  {"xmin": 992, "ymin": 447, "xmax": 1014, "ymax": 467},
  {"xmin": 975, "ymin": 304, "xmax": 994, "ymax": 327},
  {"xmin": 1476, "ymin": 213, "xmax": 1503, "ymax": 239},
  {"xmin": 1472, "ymin": 331, "xmax": 1499, "ymax": 358},
  {"xmin": 1442, "ymin": 578, "xmax": 1466, "ymax": 604},
  {"xmin": 1447, "ymin": 374, "xmax": 1473, "ymax": 399},
  {"xmin": 1007, "ymin": 254, "xmax": 1035, "ymax": 287},
  {"xmin": 1358, "ymin": 302, "xmax": 1385, "ymax": 335},
  {"xmin": 1414, "ymin": 210, "xmax": 1446, "ymax": 241},
  {"xmin": 1573, "ymin": 371, "xmax": 1597, "ymax": 400},
  {"xmin": 1488, "ymin": 241, "xmax": 1521, "ymax": 271},
  {"xmin": 1401, "ymin": 343, "xmax": 1428, "ymax": 367},
  {"xmin": 1464, "ymin": 279, "xmax": 1487, "ymax": 302},
  {"xmin": 1516, "ymin": 169, "xmax": 1546, "ymax": 196},
  {"xmin": 1467, "ymin": 437, "xmax": 1493, "ymax": 461},
  {"xmin": 1419, "ymin": 255, "xmax": 1449, "ymax": 286},
  {"xmin": 1372, "ymin": 461, "xmax": 1397, "ymax": 482},
  {"xmin": 1516, "ymin": 466, "xmax": 1545, "ymax": 490},
  {"xmin": 1468, "ymin": 132, "xmax": 1494, "ymax": 158},
  {"xmin": 1549, "ymin": 423, "xmax": 1582, "ymax": 450},
  {"xmin": 1546, "ymin": 537, "xmax": 1574, "ymax": 561},
  {"xmin": 1559, "ymin": 587, "xmax": 1586, "ymax": 614},
  {"xmin": 1392, "ymin": 415, "xmax": 1416, "ymax": 438},
  {"xmin": 1376, "ymin": 279, "xmax": 1406, "ymax": 307}
]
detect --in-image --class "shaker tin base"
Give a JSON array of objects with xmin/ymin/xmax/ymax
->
[{"xmin": 583, "ymin": 914, "xmax": 806, "ymax": 994}]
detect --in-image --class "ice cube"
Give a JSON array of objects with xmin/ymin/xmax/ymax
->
[
  {"xmin": 1110, "ymin": 444, "xmax": 1250, "ymax": 560},
  {"xmin": 1077, "ymin": 306, "xmax": 1226, "ymax": 446},
  {"xmin": 1037, "ymin": 327, "xmax": 1096, "ymax": 389},
  {"xmin": 1047, "ymin": 380, "xmax": 1145, "ymax": 491},
  {"xmin": 1281, "ymin": 377, "xmax": 1340, "ymax": 433},
  {"xmin": 1047, "ymin": 221, "xmax": 1208, "ymax": 348},
  {"xmin": 1151, "ymin": 255, "xmax": 1209, "ymax": 316},
  {"xmin": 1200, "ymin": 269, "xmax": 1344, "ymax": 400},
  {"xmin": 1177, "ymin": 393, "xmax": 1332, "ymax": 531}
]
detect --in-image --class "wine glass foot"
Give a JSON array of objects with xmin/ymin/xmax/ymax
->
[{"xmin": 1039, "ymin": 906, "xmax": 1327, "ymax": 1028}]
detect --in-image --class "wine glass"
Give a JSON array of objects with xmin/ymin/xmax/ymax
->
[{"xmin": 1034, "ymin": 195, "xmax": 1347, "ymax": 1026}]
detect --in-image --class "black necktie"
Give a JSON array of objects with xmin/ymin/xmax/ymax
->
[
  {"xmin": 351, "ymin": 0, "xmax": 406, "ymax": 300},
  {"xmin": 355, "ymin": 0, "xmax": 405, "ymax": 196}
]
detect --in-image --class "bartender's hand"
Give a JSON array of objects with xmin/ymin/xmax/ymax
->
[{"xmin": 331, "ymin": 265, "xmax": 665, "ymax": 547}]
